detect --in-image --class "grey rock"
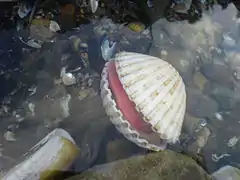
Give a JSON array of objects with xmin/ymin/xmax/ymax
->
[
  {"xmin": 186, "ymin": 88, "xmax": 219, "ymax": 118},
  {"xmin": 203, "ymin": 82, "xmax": 239, "ymax": 110},
  {"xmin": 200, "ymin": 64, "xmax": 233, "ymax": 87},
  {"xmin": 212, "ymin": 165, "xmax": 240, "ymax": 180}
]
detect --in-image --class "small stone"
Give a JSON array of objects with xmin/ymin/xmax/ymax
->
[
  {"xmin": 53, "ymin": 78, "xmax": 62, "ymax": 85},
  {"xmin": 4, "ymin": 131, "xmax": 16, "ymax": 142},
  {"xmin": 203, "ymin": 82, "xmax": 238, "ymax": 110},
  {"xmin": 199, "ymin": 119, "xmax": 207, "ymax": 127},
  {"xmin": 61, "ymin": 67, "xmax": 76, "ymax": 86},
  {"xmin": 183, "ymin": 113, "xmax": 207, "ymax": 135},
  {"xmin": 28, "ymin": 102, "xmax": 35, "ymax": 116},
  {"xmin": 196, "ymin": 127, "xmax": 211, "ymax": 149},
  {"xmin": 106, "ymin": 138, "xmax": 140, "ymax": 162},
  {"xmin": 187, "ymin": 127, "xmax": 211, "ymax": 154},
  {"xmin": 78, "ymin": 89, "xmax": 91, "ymax": 100},
  {"xmin": 193, "ymin": 71, "xmax": 208, "ymax": 91},
  {"xmin": 222, "ymin": 33, "xmax": 236, "ymax": 48},
  {"xmin": 200, "ymin": 64, "xmax": 233, "ymax": 87},
  {"xmin": 49, "ymin": 21, "xmax": 61, "ymax": 33},
  {"xmin": 214, "ymin": 112, "xmax": 223, "ymax": 121},
  {"xmin": 227, "ymin": 136, "xmax": 239, "ymax": 147},
  {"xmin": 212, "ymin": 165, "xmax": 240, "ymax": 180},
  {"xmin": 186, "ymin": 88, "xmax": 219, "ymax": 118},
  {"xmin": 233, "ymin": 67, "xmax": 240, "ymax": 80},
  {"xmin": 160, "ymin": 50, "xmax": 168, "ymax": 58},
  {"xmin": 127, "ymin": 22, "xmax": 145, "ymax": 33}
]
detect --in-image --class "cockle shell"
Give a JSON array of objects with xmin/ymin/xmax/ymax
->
[{"xmin": 100, "ymin": 52, "xmax": 186, "ymax": 151}]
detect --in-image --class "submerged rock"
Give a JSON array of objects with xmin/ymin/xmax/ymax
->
[
  {"xmin": 212, "ymin": 165, "xmax": 240, "ymax": 180},
  {"xmin": 200, "ymin": 64, "xmax": 233, "ymax": 87},
  {"xmin": 67, "ymin": 150, "xmax": 212, "ymax": 180},
  {"xmin": 203, "ymin": 82, "xmax": 239, "ymax": 110},
  {"xmin": 186, "ymin": 88, "xmax": 219, "ymax": 118}
]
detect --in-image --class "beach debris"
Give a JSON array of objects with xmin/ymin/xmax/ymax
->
[
  {"xmin": 212, "ymin": 153, "xmax": 231, "ymax": 162},
  {"xmin": 18, "ymin": 2, "xmax": 32, "ymax": 19},
  {"xmin": 60, "ymin": 67, "xmax": 77, "ymax": 86},
  {"xmin": 49, "ymin": 21, "xmax": 61, "ymax": 33},
  {"xmin": 4, "ymin": 131, "xmax": 16, "ymax": 142},
  {"xmin": 227, "ymin": 136, "xmax": 239, "ymax": 148},
  {"xmin": 100, "ymin": 35, "xmax": 117, "ymax": 61},
  {"xmin": 19, "ymin": 37, "xmax": 42, "ymax": 49}
]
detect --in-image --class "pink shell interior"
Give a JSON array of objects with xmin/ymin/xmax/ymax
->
[{"xmin": 107, "ymin": 61, "xmax": 153, "ymax": 133}]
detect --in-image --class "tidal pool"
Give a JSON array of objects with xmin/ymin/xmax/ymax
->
[{"xmin": 0, "ymin": 2, "xmax": 239, "ymax": 178}]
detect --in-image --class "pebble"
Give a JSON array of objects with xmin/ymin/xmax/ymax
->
[
  {"xmin": 49, "ymin": 21, "xmax": 61, "ymax": 33},
  {"xmin": 127, "ymin": 22, "xmax": 145, "ymax": 33},
  {"xmin": 187, "ymin": 127, "xmax": 211, "ymax": 154},
  {"xmin": 199, "ymin": 118, "xmax": 207, "ymax": 127},
  {"xmin": 106, "ymin": 138, "xmax": 140, "ymax": 162},
  {"xmin": 204, "ymin": 82, "xmax": 238, "ymax": 110},
  {"xmin": 193, "ymin": 71, "xmax": 208, "ymax": 91},
  {"xmin": 227, "ymin": 136, "xmax": 239, "ymax": 147},
  {"xmin": 196, "ymin": 127, "xmax": 211, "ymax": 153},
  {"xmin": 212, "ymin": 165, "xmax": 240, "ymax": 180},
  {"xmin": 233, "ymin": 67, "xmax": 240, "ymax": 80},
  {"xmin": 214, "ymin": 112, "xmax": 224, "ymax": 121},
  {"xmin": 28, "ymin": 102, "xmax": 35, "ymax": 116},
  {"xmin": 60, "ymin": 67, "xmax": 76, "ymax": 86},
  {"xmin": 78, "ymin": 88, "xmax": 96, "ymax": 101},
  {"xmin": 4, "ymin": 131, "xmax": 16, "ymax": 142},
  {"xmin": 200, "ymin": 64, "xmax": 233, "ymax": 87},
  {"xmin": 186, "ymin": 88, "xmax": 219, "ymax": 118},
  {"xmin": 183, "ymin": 113, "xmax": 202, "ymax": 135}
]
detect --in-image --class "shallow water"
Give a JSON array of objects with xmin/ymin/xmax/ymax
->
[{"xmin": 0, "ymin": 2, "xmax": 240, "ymax": 178}]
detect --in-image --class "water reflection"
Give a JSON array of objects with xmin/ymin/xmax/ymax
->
[
  {"xmin": 151, "ymin": 3, "xmax": 240, "ymax": 172},
  {"xmin": 0, "ymin": 2, "xmax": 239, "ymax": 178}
]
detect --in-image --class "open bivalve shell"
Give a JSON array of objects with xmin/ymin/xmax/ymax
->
[
  {"xmin": 100, "ymin": 52, "xmax": 186, "ymax": 151},
  {"xmin": 2, "ymin": 128, "xmax": 79, "ymax": 180}
]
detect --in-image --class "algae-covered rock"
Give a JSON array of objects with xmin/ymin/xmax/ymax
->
[{"xmin": 67, "ymin": 150, "xmax": 212, "ymax": 180}]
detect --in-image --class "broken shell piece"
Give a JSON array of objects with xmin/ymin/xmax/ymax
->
[
  {"xmin": 60, "ymin": 94, "xmax": 71, "ymax": 118},
  {"xmin": 18, "ymin": 2, "xmax": 32, "ymax": 19},
  {"xmin": 15, "ymin": 114, "xmax": 25, "ymax": 122},
  {"xmin": 2, "ymin": 129, "xmax": 79, "ymax": 180},
  {"xmin": 199, "ymin": 118, "xmax": 207, "ymax": 127},
  {"xmin": 215, "ymin": 112, "xmax": 223, "ymax": 121},
  {"xmin": 227, "ymin": 136, "xmax": 239, "ymax": 148},
  {"xmin": 4, "ymin": 131, "xmax": 16, "ymax": 142},
  {"xmin": 19, "ymin": 37, "xmax": 42, "ymax": 49},
  {"xmin": 233, "ymin": 67, "xmax": 240, "ymax": 80},
  {"xmin": 28, "ymin": 85, "xmax": 37, "ymax": 96},
  {"xmin": 60, "ymin": 67, "xmax": 76, "ymax": 86},
  {"xmin": 49, "ymin": 21, "xmax": 61, "ymax": 33},
  {"xmin": 101, "ymin": 35, "xmax": 117, "ymax": 61},
  {"xmin": 28, "ymin": 102, "xmax": 35, "ymax": 116},
  {"xmin": 147, "ymin": 0, "xmax": 153, "ymax": 7},
  {"xmin": 212, "ymin": 153, "xmax": 230, "ymax": 162},
  {"xmin": 89, "ymin": 0, "xmax": 99, "ymax": 13},
  {"xmin": 196, "ymin": 127, "xmax": 211, "ymax": 153}
]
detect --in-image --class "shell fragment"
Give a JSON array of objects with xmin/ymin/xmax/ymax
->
[{"xmin": 2, "ymin": 128, "xmax": 79, "ymax": 180}]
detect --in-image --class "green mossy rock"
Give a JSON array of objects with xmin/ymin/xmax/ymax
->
[{"xmin": 67, "ymin": 150, "xmax": 212, "ymax": 180}]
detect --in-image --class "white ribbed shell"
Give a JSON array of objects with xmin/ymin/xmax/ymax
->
[{"xmin": 101, "ymin": 52, "xmax": 186, "ymax": 151}]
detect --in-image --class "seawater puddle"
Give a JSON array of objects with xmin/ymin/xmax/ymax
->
[
  {"xmin": 151, "ymin": 3, "xmax": 240, "ymax": 172},
  {"xmin": 0, "ymin": 2, "xmax": 239, "ymax": 178}
]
